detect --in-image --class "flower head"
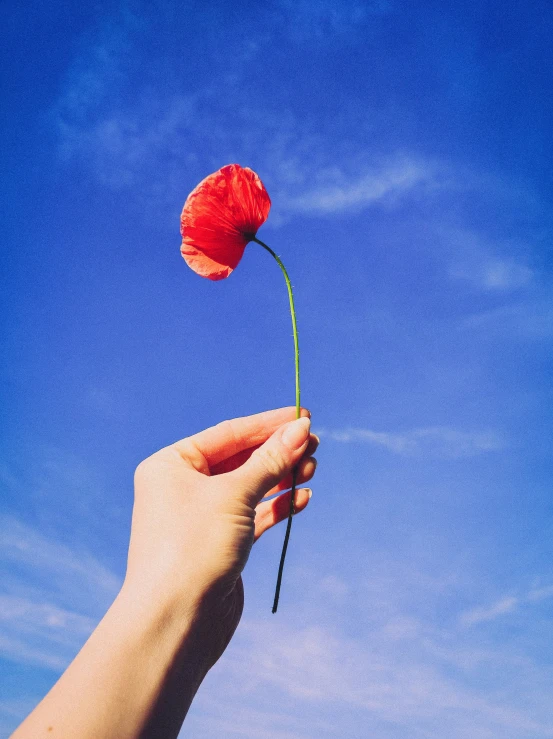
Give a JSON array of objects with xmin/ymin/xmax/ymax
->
[{"xmin": 180, "ymin": 164, "xmax": 271, "ymax": 280}]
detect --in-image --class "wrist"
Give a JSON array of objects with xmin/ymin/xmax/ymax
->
[
  {"xmin": 13, "ymin": 579, "xmax": 214, "ymax": 739},
  {"xmin": 117, "ymin": 575, "xmax": 232, "ymax": 672},
  {"xmin": 106, "ymin": 584, "xmax": 214, "ymax": 736}
]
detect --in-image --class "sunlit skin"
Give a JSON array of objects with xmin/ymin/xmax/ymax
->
[{"xmin": 12, "ymin": 407, "xmax": 317, "ymax": 739}]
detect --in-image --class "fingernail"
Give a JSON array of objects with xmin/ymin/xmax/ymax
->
[{"xmin": 282, "ymin": 417, "xmax": 311, "ymax": 449}]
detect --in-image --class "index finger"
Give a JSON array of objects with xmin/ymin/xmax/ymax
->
[{"xmin": 175, "ymin": 407, "xmax": 310, "ymax": 467}]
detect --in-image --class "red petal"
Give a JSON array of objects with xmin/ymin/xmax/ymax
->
[{"xmin": 180, "ymin": 164, "xmax": 271, "ymax": 280}]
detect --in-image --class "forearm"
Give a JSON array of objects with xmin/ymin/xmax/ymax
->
[
  {"xmin": 12, "ymin": 410, "xmax": 315, "ymax": 738},
  {"xmin": 12, "ymin": 585, "xmax": 212, "ymax": 739}
]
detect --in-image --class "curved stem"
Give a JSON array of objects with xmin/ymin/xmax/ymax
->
[{"xmin": 252, "ymin": 236, "xmax": 300, "ymax": 613}]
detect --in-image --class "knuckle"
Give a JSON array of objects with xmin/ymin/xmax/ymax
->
[
  {"xmin": 176, "ymin": 438, "xmax": 196, "ymax": 459},
  {"xmin": 254, "ymin": 445, "xmax": 285, "ymax": 480},
  {"xmin": 134, "ymin": 454, "xmax": 158, "ymax": 483},
  {"xmin": 177, "ymin": 439, "xmax": 209, "ymax": 474}
]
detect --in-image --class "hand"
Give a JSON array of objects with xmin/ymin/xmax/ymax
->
[
  {"xmin": 124, "ymin": 407, "xmax": 318, "ymax": 666},
  {"xmin": 12, "ymin": 408, "xmax": 318, "ymax": 739}
]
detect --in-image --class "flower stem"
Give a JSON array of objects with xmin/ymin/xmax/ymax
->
[{"xmin": 252, "ymin": 236, "xmax": 300, "ymax": 613}]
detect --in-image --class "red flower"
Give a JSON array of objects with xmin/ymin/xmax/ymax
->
[{"xmin": 180, "ymin": 164, "xmax": 271, "ymax": 280}]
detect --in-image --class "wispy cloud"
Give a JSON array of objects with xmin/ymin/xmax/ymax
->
[
  {"xmin": 460, "ymin": 596, "xmax": 519, "ymax": 626},
  {"xmin": 445, "ymin": 224, "xmax": 552, "ymax": 339},
  {"xmin": 0, "ymin": 698, "xmax": 42, "ymax": 739},
  {"xmin": 52, "ymin": 5, "xmax": 140, "ymax": 159},
  {"xmin": 0, "ymin": 596, "xmax": 96, "ymax": 670},
  {"xmin": 189, "ymin": 565, "xmax": 553, "ymax": 739},
  {"xmin": 47, "ymin": 7, "xmax": 437, "ymax": 219},
  {"xmin": 275, "ymin": 0, "xmax": 392, "ymax": 41},
  {"xmin": 460, "ymin": 295, "xmax": 553, "ymax": 340},
  {"xmin": 4, "ymin": 526, "xmax": 553, "ymax": 738},
  {"xmin": 0, "ymin": 515, "xmax": 120, "ymax": 671},
  {"xmin": 281, "ymin": 158, "xmax": 433, "ymax": 215},
  {"xmin": 0, "ymin": 441, "xmax": 128, "ymax": 558},
  {"xmin": 316, "ymin": 425, "xmax": 504, "ymax": 458},
  {"xmin": 460, "ymin": 583, "xmax": 553, "ymax": 627},
  {"xmin": 53, "ymin": 78, "xmax": 438, "ymax": 222},
  {"xmin": 443, "ymin": 226, "xmax": 536, "ymax": 294},
  {"xmin": 0, "ymin": 515, "xmax": 121, "ymax": 604},
  {"xmin": 56, "ymin": 93, "xmax": 198, "ymax": 190},
  {"xmin": 451, "ymin": 257, "xmax": 534, "ymax": 291},
  {"xmin": 184, "ymin": 700, "xmax": 336, "ymax": 739}
]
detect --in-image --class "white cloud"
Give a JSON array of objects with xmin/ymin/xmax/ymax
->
[
  {"xmin": 54, "ymin": 81, "xmax": 437, "ymax": 221},
  {"xmin": 183, "ymin": 700, "xmax": 335, "ymax": 739},
  {"xmin": 0, "ymin": 516, "xmax": 120, "ymax": 671},
  {"xmin": 0, "ymin": 698, "xmax": 42, "ymax": 738},
  {"xmin": 4, "ymin": 533, "xmax": 553, "ymax": 738},
  {"xmin": 189, "ymin": 566, "xmax": 553, "ymax": 738},
  {"xmin": 460, "ymin": 583, "xmax": 553, "ymax": 627},
  {"xmin": 460, "ymin": 596, "xmax": 519, "ymax": 627},
  {"xmin": 450, "ymin": 257, "xmax": 534, "ymax": 291},
  {"xmin": 0, "ymin": 596, "xmax": 95, "ymax": 637},
  {"xmin": 316, "ymin": 425, "xmax": 504, "ymax": 458},
  {"xmin": 52, "ymin": 6, "xmax": 139, "ymax": 147},
  {"xmin": 317, "ymin": 574, "xmax": 349, "ymax": 598},
  {"xmin": 276, "ymin": 0, "xmax": 391, "ymax": 41},
  {"xmin": 282, "ymin": 159, "xmax": 433, "ymax": 215},
  {"xmin": 0, "ymin": 626, "xmax": 86, "ymax": 672},
  {"xmin": 528, "ymin": 585, "xmax": 553, "ymax": 602},
  {"xmin": 461, "ymin": 296, "xmax": 553, "ymax": 340},
  {"xmin": 48, "ymin": 11, "xmax": 438, "ymax": 219},
  {"xmin": 0, "ymin": 515, "xmax": 121, "ymax": 602}
]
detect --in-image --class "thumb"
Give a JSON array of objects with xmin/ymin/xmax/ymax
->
[{"xmin": 229, "ymin": 417, "xmax": 311, "ymax": 506}]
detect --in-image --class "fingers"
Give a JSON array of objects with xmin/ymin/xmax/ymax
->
[
  {"xmin": 254, "ymin": 488, "xmax": 312, "ymax": 541},
  {"xmin": 227, "ymin": 417, "xmax": 311, "ymax": 506},
  {"xmin": 175, "ymin": 407, "xmax": 310, "ymax": 467},
  {"xmin": 305, "ymin": 433, "xmax": 320, "ymax": 459},
  {"xmin": 210, "ymin": 432, "xmax": 319, "ymax": 477},
  {"xmin": 263, "ymin": 455, "xmax": 317, "ymax": 498}
]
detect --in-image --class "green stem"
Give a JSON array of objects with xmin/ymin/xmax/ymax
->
[{"xmin": 252, "ymin": 236, "xmax": 300, "ymax": 614}]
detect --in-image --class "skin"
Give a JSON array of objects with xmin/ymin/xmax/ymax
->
[{"xmin": 12, "ymin": 407, "xmax": 317, "ymax": 739}]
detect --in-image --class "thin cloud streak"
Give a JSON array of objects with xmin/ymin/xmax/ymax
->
[
  {"xmin": 284, "ymin": 159, "xmax": 433, "ymax": 214},
  {"xmin": 316, "ymin": 425, "xmax": 504, "ymax": 458},
  {"xmin": 460, "ymin": 296, "xmax": 553, "ymax": 340},
  {"xmin": 460, "ymin": 596, "xmax": 519, "ymax": 627},
  {"xmin": 54, "ymin": 86, "xmax": 438, "ymax": 220},
  {"xmin": 276, "ymin": 0, "xmax": 392, "ymax": 42},
  {"xmin": 52, "ymin": 5, "xmax": 139, "ymax": 156},
  {"xmin": 0, "ymin": 698, "xmax": 42, "ymax": 738},
  {"xmin": 49, "ymin": 18, "xmax": 439, "ymax": 218},
  {"xmin": 461, "ymin": 583, "xmax": 553, "ymax": 627},
  {"xmin": 450, "ymin": 257, "xmax": 535, "ymax": 292},
  {"xmin": 0, "ymin": 515, "xmax": 121, "ymax": 600},
  {"xmin": 0, "ymin": 516, "xmax": 120, "ymax": 671},
  {"xmin": 189, "ymin": 566, "xmax": 553, "ymax": 739},
  {"xmin": 442, "ymin": 226, "xmax": 537, "ymax": 295}
]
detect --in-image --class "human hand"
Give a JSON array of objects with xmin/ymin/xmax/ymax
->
[
  {"xmin": 124, "ymin": 407, "xmax": 317, "ymax": 666},
  {"xmin": 11, "ymin": 408, "xmax": 317, "ymax": 739}
]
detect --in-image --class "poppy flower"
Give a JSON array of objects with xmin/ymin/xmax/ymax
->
[
  {"xmin": 180, "ymin": 163, "xmax": 271, "ymax": 280},
  {"xmin": 180, "ymin": 164, "xmax": 302, "ymax": 613}
]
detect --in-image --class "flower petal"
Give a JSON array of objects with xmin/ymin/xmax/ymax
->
[
  {"xmin": 181, "ymin": 243, "xmax": 243, "ymax": 281},
  {"xmin": 180, "ymin": 164, "xmax": 271, "ymax": 280}
]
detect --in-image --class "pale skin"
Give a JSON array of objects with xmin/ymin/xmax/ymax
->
[{"xmin": 12, "ymin": 407, "xmax": 317, "ymax": 739}]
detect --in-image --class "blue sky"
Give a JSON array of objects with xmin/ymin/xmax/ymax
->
[{"xmin": 1, "ymin": 0, "xmax": 553, "ymax": 735}]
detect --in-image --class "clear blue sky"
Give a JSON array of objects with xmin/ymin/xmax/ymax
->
[{"xmin": 2, "ymin": 0, "xmax": 553, "ymax": 736}]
